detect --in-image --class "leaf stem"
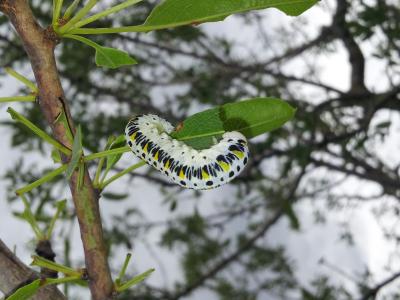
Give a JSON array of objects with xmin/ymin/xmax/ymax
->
[
  {"xmin": 46, "ymin": 199, "xmax": 67, "ymax": 239},
  {"xmin": 63, "ymin": 0, "xmax": 81, "ymax": 20},
  {"xmin": 20, "ymin": 194, "xmax": 44, "ymax": 240},
  {"xmin": 63, "ymin": 33, "xmax": 100, "ymax": 48},
  {"xmin": 69, "ymin": 25, "xmax": 154, "ymax": 35},
  {"xmin": 74, "ymin": 0, "xmax": 143, "ymax": 28},
  {"xmin": 115, "ymin": 268, "xmax": 155, "ymax": 292},
  {"xmin": 7, "ymin": 107, "xmax": 71, "ymax": 155},
  {"xmin": 0, "ymin": 95, "xmax": 36, "ymax": 102},
  {"xmin": 16, "ymin": 165, "xmax": 68, "ymax": 195},
  {"xmin": 84, "ymin": 146, "xmax": 130, "ymax": 161},
  {"xmin": 59, "ymin": 0, "xmax": 98, "ymax": 34},
  {"xmin": 4, "ymin": 67, "xmax": 38, "ymax": 93},
  {"xmin": 115, "ymin": 253, "xmax": 132, "ymax": 285},
  {"xmin": 101, "ymin": 160, "xmax": 146, "ymax": 189},
  {"xmin": 93, "ymin": 137, "xmax": 115, "ymax": 186},
  {"xmin": 31, "ymin": 255, "xmax": 82, "ymax": 277},
  {"xmin": 45, "ymin": 275, "xmax": 83, "ymax": 285},
  {"xmin": 52, "ymin": 0, "xmax": 64, "ymax": 26},
  {"xmin": 93, "ymin": 157, "xmax": 105, "ymax": 187}
]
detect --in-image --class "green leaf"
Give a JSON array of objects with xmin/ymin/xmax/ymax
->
[
  {"xmin": 6, "ymin": 279, "xmax": 41, "ymax": 300},
  {"xmin": 4, "ymin": 67, "xmax": 38, "ymax": 93},
  {"xmin": 64, "ymin": 34, "xmax": 137, "ymax": 68},
  {"xmin": 66, "ymin": 126, "xmax": 83, "ymax": 179},
  {"xmin": 16, "ymin": 165, "xmax": 68, "ymax": 195},
  {"xmin": 63, "ymin": 0, "xmax": 82, "ymax": 20},
  {"xmin": 20, "ymin": 194, "xmax": 44, "ymax": 240},
  {"xmin": 95, "ymin": 46, "xmax": 137, "ymax": 69},
  {"xmin": 142, "ymin": 0, "xmax": 319, "ymax": 29},
  {"xmin": 54, "ymin": 110, "xmax": 74, "ymax": 143},
  {"xmin": 31, "ymin": 255, "xmax": 82, "ymax": 277},
  {"xmin": 68, "ymin": 0, "xmax": 319, "ymax": 34},
  {"xmin": 8, "ymin": 107, "xmax": 71, "ymax": 155},
  {"xmin": 116, "ymin": 268, "xmax": 155, "ymax": 292},
  {"xmin": 102, "ymin": 192, "xmax": 129, "ymax": 201},
  {"xmin": 105, "ymin": 135, "xmax": 126, "ymax": 173},
  {"xmin": 51, "ymin": 147, "xmax": 62, "ymax": 163},
  {"xmin": 171, "ymin": 98, "xmax": 295, "ymax": 149}
]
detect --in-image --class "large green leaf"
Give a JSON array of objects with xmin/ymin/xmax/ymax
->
[
  {"xmin": 142, "ymin": 0, "xmax": 319, "ymax": 29},
  {"xmin": 69, "ymin": 0, "xmax": 318, "ymax": 34},
  {"xmin": 170, "ymin": 98, "xmax": 295, "ymax": 149}
]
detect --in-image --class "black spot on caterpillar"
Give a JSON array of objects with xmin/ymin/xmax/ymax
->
[{"xmin": 125, "ymin": 114, "xmax": 249, "ymax": 190}]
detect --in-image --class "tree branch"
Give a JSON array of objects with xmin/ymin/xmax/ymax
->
[
  {"xmin": 0, "ymin": 239, "xmax": 66, "ymax": 300},
  {"xmin": 0, "ymin": 1, "xmax": 113, "ymax": 299},
  {"xmin": 119, "ymin": 35, "xmax": 345, "ymax": 94},
  {"xmin": 359, "ymin": 270, "xmax": 400, "ymax": 300},
  {"xmin": 170, "ymin": 209, "xmax": 285, "ymax": 300},
  {"xmin": 332, "ymin": 0, "xmax": 368, "ymax": 94},
  {"xmin": 171, "ymin": 167, "xmax": 305, "ymax": 299}
]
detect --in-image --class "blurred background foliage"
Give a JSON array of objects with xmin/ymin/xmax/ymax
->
[{"xmin": 0, "ymin": 0, "xmax": 400, "ymax": 299}]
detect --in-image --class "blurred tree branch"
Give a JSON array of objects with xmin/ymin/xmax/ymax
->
[
  {"xmin": 360, "ymin": 270, "xmax": 400, "ymax": 300},
  {"xmin": 0, "ymin": 0, "xmax": 113, "ymax": 298},
  {"xmin": 0, "ymin": 239, "xmax": 66, "ymax": 300}
]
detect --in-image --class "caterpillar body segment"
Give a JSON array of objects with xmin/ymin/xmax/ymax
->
[{"xmin": 125, "ymin": 114, "xmax": 249, "ymax": 190}]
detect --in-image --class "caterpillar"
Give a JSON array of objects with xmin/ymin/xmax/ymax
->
[{"xmin": 125, "ymin": 114, "xmax": 249, "ymax": 190}]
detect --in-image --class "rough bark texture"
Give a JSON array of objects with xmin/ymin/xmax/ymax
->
[
  {"xmin": 0, "ymin": 239, "xmax": 66, "ymax": 300},
  {"xmin": 0, "ymin": 0, "xmax": 114, "ymax": 299}
]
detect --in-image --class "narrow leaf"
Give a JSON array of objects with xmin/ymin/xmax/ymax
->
[
  {"xmin": 54, "ymin": 109, "xmax": 74, "ymax": 144},
  {"xmin": 4, "ymin": 68, "xmax": 38, "ymax": 93},
  {"xmin": 5, "ymin": 279, "xmax": 41, "ymax": 300},
  {"xmin": 66, "ymin": 126, "xmax": 83, "ymax": 179},
  {"xmin": 74, "ymin": 0, "xmax": 143, "ymax": 28},
  {"xmin": 102, "ymin": 192, "xmax": 129, "ymax": 201},
  {"xmin": 8, "ymin": 107, "xmax": 71, "ymax": 155},
  {"xmin": 16, "ymin": 165, "xmax": 68, "ymax": 195},
  {"xmin": 116, "ymin": 268, "xmax": 155, "ymax": 292},
  {"xmin": 46, "ymin": 199, "xmax": 67, "ymax": 238},
  {"xmin": 104, "ymin": 135, "xmax": 126, "ymax": 174},
  {"xmin": 31, "ymin": 255, "xmax": 81, "ymax": 276},
  {"xmin": 51, "ymin": 147, "xmax": 62, "ymax": 163},
  {"xmin": 63, "ymin": 0, "xmax": 82, "ymax": 19}
]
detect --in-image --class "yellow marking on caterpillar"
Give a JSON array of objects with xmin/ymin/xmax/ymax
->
[
  {"xmin": 202, "ymin": 169, "xmax": 209, "ymax": 179},
  {"xmin": 130, "ymin": 132, "xmax": 137, "ymax": 141},
  {"xmin": 179, "ymin": 169, "xmax": 185, "ymax": 179},
  {"xmin": 143, "ymin": 143, "xmax": 149, "ymax": 153},
  {"xmin": 154, "ymin": 151, "xmax": 159, "ymax": 161},
  {"xmin": 165, "ymin": 159, "xmax": 170, "ymax": 169},
  {"xmin": 232, "ymin": 150, "xmax": 244, "ymax": 159},
  {"xmin": 218, "ymin": 161, "xmax": 230, "ymax": 171}
]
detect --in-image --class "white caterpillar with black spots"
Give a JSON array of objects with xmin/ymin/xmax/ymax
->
[{"xmin": 125, "ymin": 114, "xmax": 249, "ymax": 190}]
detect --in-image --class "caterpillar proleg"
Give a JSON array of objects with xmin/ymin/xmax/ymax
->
[{"xmin": 125, "ymin": 114, "xmax": 249, "ymax": 190}]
